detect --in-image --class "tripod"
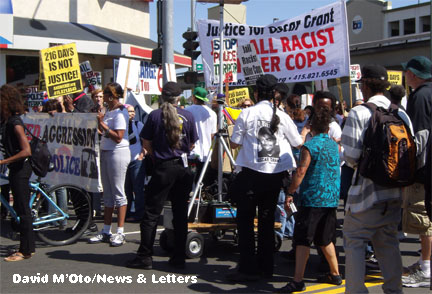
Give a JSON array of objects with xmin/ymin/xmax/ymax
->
[{"xmin": 187, "ymin": 98, "xmax": 236, "ymax": 222}]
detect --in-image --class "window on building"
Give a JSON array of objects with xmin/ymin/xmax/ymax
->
[
  {"xmin": 420, "ymin": 16, "xmax": 430, "ymax": 33},
  {"xmin": 404, "ymin": 18, "xmax": 415, "ymax": 35},
  {"xmin": 6, "ymin": 56, "xmax": 39, "ymax": 84},
  {"xmin": 389, "ymin": 21, "xmax": 399, "ymax": 37}
]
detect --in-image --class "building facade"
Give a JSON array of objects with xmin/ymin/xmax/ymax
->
[{"xmin": 0, "ymin": 0, "xmax": 190, "ymax": 88}]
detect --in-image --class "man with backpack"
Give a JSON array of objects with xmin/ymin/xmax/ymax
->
[
  {"xmin": 341, "ymin": 65, "xmax": 415, "ymax": 294},
  {"xmin": 400, "ymin": 56, "xmax": 432, "ymax": 288}
]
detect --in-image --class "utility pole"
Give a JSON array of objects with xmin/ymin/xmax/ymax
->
[
  {"xmin": 162, "ymin": 0, "xmax": 174, "ymax": 85},
  {"xmin": 191, "ymin": 0, "xmax": 196, "ymax": 72}
]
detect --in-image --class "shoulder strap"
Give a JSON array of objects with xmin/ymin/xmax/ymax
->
[
  {"xmin": 362, "ymin": 102, "xmax": 377, "ymax": 112},
  {"xmin": 22, "ymin": 124, "xmax": 36, "ymax": 139}
]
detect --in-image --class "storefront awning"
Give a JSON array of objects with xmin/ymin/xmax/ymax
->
[{"xmin": 2, "ymin": 17, "xmax": 191, "ymax": 67}]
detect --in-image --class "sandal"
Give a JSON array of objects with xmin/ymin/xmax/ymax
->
[{"xmin": 4, "ymin": 252, "xmax": 32, "ymax": 262}]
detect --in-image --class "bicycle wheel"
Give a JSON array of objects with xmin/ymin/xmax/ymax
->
[{"xmin": 34, "ymin": 184, "xmax": 92, "ymax": 246}]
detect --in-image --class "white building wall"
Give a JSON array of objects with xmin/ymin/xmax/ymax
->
[
  {"xmin": 11, "ymin": 0, "xmax": 150, "ymax": 38},
  {"xmin": 384, "ymin": 4, "xmax": 430, "ymax": 37},
  {"xmin": 208, "ymin": 4, "xmax": 246, "ymax": 24}
]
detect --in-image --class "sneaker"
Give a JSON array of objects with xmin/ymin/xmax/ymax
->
[
  {"xmin": 365, "ymin": 254, "xmax": 379, "ymax": 269},
  {"xmin": 82, "ymin": 223, "xmax": 99, "ymax": 237},
  {"xmin": 402, "ymin": 269, "xmax": 430, "ymax": 288},
  {"xmin": 403, "ymin": 261, "xmax": 420, "ymax": 275},
  {"xmin": 277, "ymin": 281, "xmax": 306, "ymax": 293},
  {"xmin": 88, "ymin": 232, "xmax": 111, "ymax": 244},
  {"xmin": 110, "ymin": 233, "xmax": 126, "ymax": 247},
  {"xmin": 317, "ymin": 273, "xmax": 343, "ymax": 285}
]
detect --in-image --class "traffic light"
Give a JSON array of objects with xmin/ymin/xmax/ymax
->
[
  {"xmin": 151, "ymin": 47, "xmax": 162, "ymax": 66},
  {"xmin": 182, "ymin": 31, "xmax": 201, "ymax": 60},
  {"xmin": 184, "ymin": 71, "xmax": 198, "ymax": 84}
]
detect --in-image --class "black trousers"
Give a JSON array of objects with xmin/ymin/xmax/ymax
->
[
  {"xmin": 138, "ymin": 159, "xmax": 193, "ymax": 260},
  {"xmin": 9, "ymin": 160, "xmax": 35, "ymax": 255},
  {"xmin": 228, "ymin": 167, "xmax": 284, "ymax": 275}
]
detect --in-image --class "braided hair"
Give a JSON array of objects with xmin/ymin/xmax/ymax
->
[
  {"xmin": 256, "ymin": 74, "xmax": 280, "ymax": 134},
  {"xmin": 160, "ymin": 85, "xmax": 182, "ymax": 150}
]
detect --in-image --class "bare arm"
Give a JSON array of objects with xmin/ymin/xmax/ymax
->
[
  {"xmin": 284, "ymin": 147, "xmax": 311, "ymax": 211},
  {"xmin": 230, "ymin": 141, "xmax": 241, "ymax": 149},
  {"xmin": 0, "ymin": 125, "xmax": 32, "ymax": 165},
  {"xmin": 97, "ymin": 113, "xmax": 125, "ymax": 144},
  {"xmin": 143, "ymin": 139, "xmax": 153, "ymax": 156}
]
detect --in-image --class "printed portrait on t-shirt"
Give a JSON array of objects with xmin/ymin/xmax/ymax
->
[{"xmin": 257, "ymin": 126, "xmax": 280, "ymax": 162}]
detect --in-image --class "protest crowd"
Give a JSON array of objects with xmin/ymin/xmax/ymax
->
[{"xmin": 1, "ymin": 39, "xmax": 432, "ymax": 293}]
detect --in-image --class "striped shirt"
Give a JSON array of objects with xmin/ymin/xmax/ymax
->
[{"xmin": 341, "ymin": 95, "xmax": 414, "ymax": 214}]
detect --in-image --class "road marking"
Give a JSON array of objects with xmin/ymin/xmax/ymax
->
[
  {"xmin": 124, "ymin": 229, "xmax": 164, "ymax": 235},
  {"xmin": 307, "ymin": 275, "xmax": 384, "ymax": 293}
]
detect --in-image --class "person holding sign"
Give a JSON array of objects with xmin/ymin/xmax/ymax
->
[
  {"xmin": 0, "ymin": 85, "xmax": 35, "ymax": 262},
  {"xmin": 226, "ymin": 75, "xmax": 302, "ymax": 282},
  {"xmin": 126, "ymin": 82, "xmax": 197, "ymax": 270},
  {"xmin": 89, "ymin": 83, "xmax": 130, "ymax": 247}
]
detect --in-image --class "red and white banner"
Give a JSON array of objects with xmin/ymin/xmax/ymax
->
[{"xmin": 197, "ymin": 1, "xmax": 350, "ymax": 87}]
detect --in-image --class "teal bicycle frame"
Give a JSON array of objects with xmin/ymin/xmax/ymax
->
[{"xmin": 0, "ymin": 174, "xmax": 69, "ymax": 228}]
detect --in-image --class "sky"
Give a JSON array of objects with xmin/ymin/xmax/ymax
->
[{"xmin": 148, "ymin": 0, "xmax": 426, "ymax": 54}]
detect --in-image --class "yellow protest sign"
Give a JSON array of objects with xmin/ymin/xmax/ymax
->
[
  {"xmin": 228, "ymin": 87, "xmax": 249, "ymax": 106},
  {"xmin": 387, "ymin": 70, "xmax": 403, "ymax": 85},
  {"xmin": 40, "ymin": 43, "xmax": 82, "ymax": 98},
  {"xmin": 38, "ymin": 58, "xmax": 46, "ymax": 92}
]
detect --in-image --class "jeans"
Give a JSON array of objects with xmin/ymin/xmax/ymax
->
[
  {"xmin": 48, "ymin": 187, "xmax": 68, "ymax": 226},
  {"xmin": 275, "ymin": 190, "xmax": 295, "ymax": 239},
  {"xmin": 125, "ymin": 159, "xmax": 146, "ymax": 220}
]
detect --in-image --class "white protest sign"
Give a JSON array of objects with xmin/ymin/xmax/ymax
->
[
  {"xmin": 238, "ymin": 43, "xmax": 263, "ymax": 85},
  {"xmin": 212, "ymin": 38, "xmax": 238, "ymax": 84},
  {"xmin": 197, "ymin": 1, "xmax": 350, "ymax": 87},
  {"xmin": 87, "ymin": 71, "xmax": 102, "ymax": 91},
  {"xmin": 80, "ymin": 61, "xmax": 92, "ymax": 74},
  {"xmin": 26, "ymin": 86, "xmax": 46, "ymax": 107},
  {"xmin": 22, "ymin": 113, "xmax": 102, "ymax": 192},
  {"xmin": 125, "ymin": 91, "xmax": 153, "ymax": 124},
  {"xmin": 350, "ymin": 64, "xmax": 361, "ymax": 82},
  {"xmin": 116, "ymin": 58, "xmax": 140, "ymax": 91},
  {"xmin": 138, "ymin": 61, "xmax": 162, "ymax": 94}
]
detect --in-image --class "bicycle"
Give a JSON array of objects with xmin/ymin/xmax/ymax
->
[{"xmin": 0, "ymin": 174, "xmax": 92, "ymax": 246}]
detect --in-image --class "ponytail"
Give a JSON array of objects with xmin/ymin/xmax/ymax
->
[
  {"xmin": 161, "ymin": 102, "xmax": 181, "ymax": 149},
  {"xmin": 269, "ymin": 98, "xmax": 280, "ymax": 134}
]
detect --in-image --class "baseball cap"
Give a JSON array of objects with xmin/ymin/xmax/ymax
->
[
  {"xmin": 401, "ymin": 56, "xmax": 432, "ymax": 80},
  {"xmin": 162, "ymin": 82, "xmax": 182, "ymax": 97},
  {"xmin": 274, "ymin": 83, "xmax": 289, "ymax": 95},
  {"xmin": 356, "ymin": 65, "xmax": 388, "ymax": 82},
  {"xmin": 256, "ymin": 74, "xmax": 278, "ymax": 91},
  {"xmin": 193, "ymin": 87, "xmax": 209, "ymax": 102}
]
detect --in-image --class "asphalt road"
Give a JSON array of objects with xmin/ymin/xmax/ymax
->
[{"xmin": 0, "ymin": 203, "xmax": 429, "ymax": 294}]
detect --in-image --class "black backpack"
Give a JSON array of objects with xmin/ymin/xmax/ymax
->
[
  {"xmin": 24, "ymin": 125, "xmax": 52, "ymax": 177},
  {"xmin": 357, "ymin": 102, "xmax": 416, "ymax": 187}
]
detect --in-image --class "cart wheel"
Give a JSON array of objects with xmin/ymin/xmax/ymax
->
[
  {"xmin": 233, "ymin": 229, "xmax": 239, "ymax": 244},
  {"xmin": 185, "ymin": 232, "xmax": 204, "ymax": 259},
  {"xmin": 160, "ymin": 229, "xmax": 174, "ymax": 252},
  {"xmin": 210, "ymin": 230, "xmax": 225, "ymax": 242},
  {"xmin": 274, "ymin": 233, "xmax": 283, "ymax": 252}
]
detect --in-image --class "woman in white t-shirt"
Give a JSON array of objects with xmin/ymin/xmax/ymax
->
[
  {"xmin": 89, "ymin": 83, "xmax": 131, "ymax": 247},
  {"xmin": 227, "ymin": 75, "xmax": 303, "ymax": 282}
]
